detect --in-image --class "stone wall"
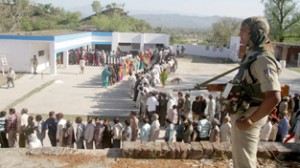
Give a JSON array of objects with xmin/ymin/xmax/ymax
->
[{"xmin": 121, "ymin": 141, "xmax": 300, "ymax": 161}]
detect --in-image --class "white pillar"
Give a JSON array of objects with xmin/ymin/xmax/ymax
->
[
  {"xmin": 49, "ymin": 42, "xmax": 57, "ymax": 75},
  {"xmin": 63, "ymin": 50, "xmax": 69, "ymax": 68},
  {"xmin": 112, "ymin": 32, "xmax": 119, "ymax": 53},
  {"xmin": 140, "ymin": 33, "xmax": 145, "ymax": 52},
  {"xmin": 166, "ymin": 34, "xmax": 170, "ymax": 47}
]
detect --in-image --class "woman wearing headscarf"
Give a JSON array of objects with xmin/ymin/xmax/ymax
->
[
  {"xmin": 102, "ymin": 67, "xmax": 111, "ymax": 88},
  {"xmin": 160, "ymin": 68, "xmax": 168, "ymax": 88},
  {"xmin": 134, "ymin": 55, "xmax": 140, "ymax": 72},
  {"xmin": 139, "ymin": 53, "xmax": 144, "ymax": 70},
  {"xmin": 117, "ymin": 62, "xmax": 124, "ymax": 81},
  {"xmin": 109, "ymin": 66, "xmax": 116, "ymax": 86},
  {"xmin": 232, "ymin": 16, "xmax": 281, "ymax": 168}
]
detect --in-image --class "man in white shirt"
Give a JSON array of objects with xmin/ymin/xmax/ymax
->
[
  {"xmin": 84, "ymin": 116, "xmax": 95, "ymax": 149},
  {"xmin": 79, "ymin": 58, "xmax": 86, "ymax": 74},
  {"xmin": 207, "ymin": 95, "xmax": 216, "ymax": 122},
  {"xmin": 146, "ymin": 92, "xmax": 159, "ymax": 124},
  {"xmin": 18, "ymin": 108, "xmax": 29, "ymax": 148},
  {"xmin": 151, "ymin": 64, "xmax": 161, "ymax": 86},
  {"xmin": 6, "ymin": 67, "xmax": 16, "ymax": 88},
  {"xmin": 167, "ymin": 93, "xmax": 176, "ymax": 112},
  {"xmin": 112, "ymin": 117, "xmax": 123, "ymax": 148},
  {"xmin": 128, "ymin": 72, "xmax": 136, "ymax": 99},
  {"xmin": 259, "ymin": 117, "xmax": 273, "ymax": 141},
  {"xmin": 139, "ymin": 82, "xmax": 151, "ymax": 118},
  {"xmin": 197, "ymin": 114, "xmax": 211, "ymax": 140},
  {"xmin": 140, "ymin": 118, "xmax": 151, "ymax": 142},
  {"xmin": 56, "ymin": 113, "xmax": 66, "ymax": 147}
]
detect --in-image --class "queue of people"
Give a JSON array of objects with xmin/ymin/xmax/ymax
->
[{"xmin": 101, "ymin": 46, "xmax": 177, "ymax": 89}]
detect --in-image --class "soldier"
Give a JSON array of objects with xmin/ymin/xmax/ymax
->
[
  {"xmin": 31, "ymin": 55, "xmax": 38, "ymax": 74},
  {"xmin": 231, "ymin": 17, "xmax": 281, "ymax": 168}
]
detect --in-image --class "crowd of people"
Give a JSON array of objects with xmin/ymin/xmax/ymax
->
[
  {"xmin": 1, "ymin": 45, "xmax": 300, "ymax": 150},
  {"xmin": 2, "ymin": 93, "xmax": 298, "ymax": 149},
  {"xmin": 100, "ymin": 46, "xmax": 177, "ymax": 89}
]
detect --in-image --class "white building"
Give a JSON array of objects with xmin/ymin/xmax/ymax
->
[{"xmin": 0, "ymin": 32, "xmax": 170, "ymax": 74}]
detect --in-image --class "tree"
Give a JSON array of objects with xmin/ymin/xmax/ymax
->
[
  {"xmin": 262, "ymin": 0, "xmax": 300, "ymax": 42},
  {"xmin": 0, "ymin": 0, "xmax": 30, "ymax": 32},
  {"xmin": 208, "ymin": 17, "xmax": 241, "ymax": 47},
  {"xmin": 103, "ymin": 3, "xmax": 128, "ymax": 16},
  {"xmin": 91, "ymin": 0, "xmax": 101, "ymax": 14}
]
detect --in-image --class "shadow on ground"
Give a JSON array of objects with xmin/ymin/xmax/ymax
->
[{"xmin": 86, "ymin": 77, "xmax": 137, "ymax": 118}]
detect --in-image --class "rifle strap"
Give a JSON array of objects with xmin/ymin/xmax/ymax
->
[{"xmin": 247, "ymin": 53, "xmax": 280, "ymax": 84}]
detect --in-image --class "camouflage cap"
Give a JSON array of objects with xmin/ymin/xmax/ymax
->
[{"xmin": 241, "ymin": 16, "xmax": 270, "ymax": 50}]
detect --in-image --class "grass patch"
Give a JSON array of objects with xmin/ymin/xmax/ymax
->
[
  {"xmin": 4, "ymin": 80, "xmax": 55, "ymax": 111},
  {"xmin": 288, "ymin": 67, "xmax": 300, "ymax": 73}
]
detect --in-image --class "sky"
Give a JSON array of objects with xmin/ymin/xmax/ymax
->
[{"xmin": 33, "ymin": 0, "xmax": 267, "ymax": 18}]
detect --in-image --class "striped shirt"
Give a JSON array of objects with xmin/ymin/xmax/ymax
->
[{"xmin": 0, "ymin": 117, "xmax": 6, "ymax": 132}]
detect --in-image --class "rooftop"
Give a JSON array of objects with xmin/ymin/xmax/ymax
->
[{"xmin": 0, "ymin": 30, "xmax": 82, "ymax": 36}]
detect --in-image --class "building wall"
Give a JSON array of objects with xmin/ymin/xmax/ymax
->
[
  {"xmin": 30, "ymin": 42, "xmax": 51, "ymax": 73},
  {"xmin": 174, "ymin": 44, "xmax": 231, "ymax": 58},
  {"xmin": 173, "ymin": 36, "xmax": 240, "ymax": 62},
  {"xmin": 112, "ymin": 32, "xmax": 170, "ymax": 53},
  {"xmin": 0, "ymin": 40, "xmax": 52, "ymax": 72},
  {"xmin": 118, "ymin": 33, "xmax": 142, "ymax": 43},
  {"xmin": 274, "ymin": 45, "xmax": 300, "ymax": 65},
  {"xmin": 288, "ymin": 47, "xmax": 300, "ymax": 64},
  {"xmin": 144, "ymin": 33, "xmax": 170, "ymax": 45}
]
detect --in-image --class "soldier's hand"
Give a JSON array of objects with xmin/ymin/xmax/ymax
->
[{"xmin": 236, "ymin": 117, "xmax": 252, "ymax": 130}]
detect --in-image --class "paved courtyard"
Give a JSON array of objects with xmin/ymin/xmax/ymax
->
[
  {"xmin": 0, "ymin": 56, "xmax": 299, "ymax": 147},
  {"xmin": 1, "ymin": 57, "xmax": 300, "ymax": 118}
]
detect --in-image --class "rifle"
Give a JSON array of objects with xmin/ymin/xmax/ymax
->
[
  {"xmin": 173, "ymin": 58, "xmax": 290, "ymax": 97},
  {"xmin": 174, "ymin": 83, "xmax": 289, "ymax": 97}
]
